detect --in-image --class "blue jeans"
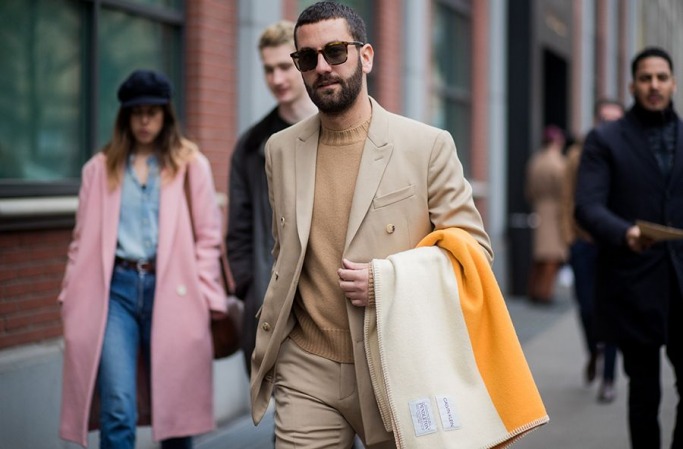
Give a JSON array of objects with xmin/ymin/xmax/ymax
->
[{"xmin": 97, "ymin": 265, "xmax": 192, "ymax": 449}]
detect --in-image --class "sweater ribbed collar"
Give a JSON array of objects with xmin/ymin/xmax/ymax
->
[{"xmin": 319, "ymin": 116, "xmax": 372, "ymax": 146}]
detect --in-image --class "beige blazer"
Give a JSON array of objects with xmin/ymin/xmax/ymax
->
[{"xmin": 250, "ymin": 98, "xmax": 492, "ymax": 445}]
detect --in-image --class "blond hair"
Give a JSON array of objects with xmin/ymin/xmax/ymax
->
[{"xmin": 258, "ymin": 20, "xmax": 295, "ymax": 50}]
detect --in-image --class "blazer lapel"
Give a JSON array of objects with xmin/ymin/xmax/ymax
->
[
  {"xmin": 345, "ymin": 100, "xmax": 393, "ymax": 250},
  {"xmin": 295, "ymin": 121, "xmax": 320, "ymax": 247}
]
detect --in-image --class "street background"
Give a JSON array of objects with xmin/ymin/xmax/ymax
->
[{"xmin": 2, "ymin": 2, "xmax": 682, "ymax": 448}]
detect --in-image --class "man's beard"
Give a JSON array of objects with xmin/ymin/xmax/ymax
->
[{"xmin": 306, "ymin": 60, "xmax": 363, "ymax": 115}]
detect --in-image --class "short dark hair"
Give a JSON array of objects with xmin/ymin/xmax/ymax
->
[
  {"xmin": 630, "ymin": 47, "xmax": 674, "ymax": 78},
  {"xmin": 294, "ymin": 1, "xmax": 367, "ymax": 48}
]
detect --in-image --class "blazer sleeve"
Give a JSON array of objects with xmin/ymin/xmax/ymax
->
[{"xmin": 427, "ymin": 130, "xmax": 493, "ymax": 263}]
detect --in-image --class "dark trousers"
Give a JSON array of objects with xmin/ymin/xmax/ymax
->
[
  {"xmin": 620, "ymin": 285, "xmax": 683, "ymax": 449},
  {"xmin": 570, "ymin": 240, "xmax": 617, "ymax": 381}
]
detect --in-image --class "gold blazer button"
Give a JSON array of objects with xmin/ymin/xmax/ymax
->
[
  {"xmin": 262, "ymin": 322, "xmax": 272, "ymax": 332},
  {"xmin": 386, "ymin": 224, "xmax": 396, "ymax": 234}
]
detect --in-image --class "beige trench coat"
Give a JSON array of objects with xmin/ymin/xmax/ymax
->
[{"xmin": 526, "ymin": 147, "xmax": 568, "ymax": 261}]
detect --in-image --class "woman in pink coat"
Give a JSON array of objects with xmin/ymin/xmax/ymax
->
[{"xmin": 58, "ymin": 70, "xmax": 227, "ymax": 448}]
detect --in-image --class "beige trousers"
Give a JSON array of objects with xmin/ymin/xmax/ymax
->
[{"xmin": 274, "ymin": 337, "xmax": 396, "ymax": 449}]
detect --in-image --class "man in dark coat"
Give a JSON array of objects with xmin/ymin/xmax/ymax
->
[
  {"xmin": 227, "ymin": 20, "xmax": 316, "ymax": 374},
  {"xmin": 575, "ymin": 46, "xmax": 682, "ymax": 448}
]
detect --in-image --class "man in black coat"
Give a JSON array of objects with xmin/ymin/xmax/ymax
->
[
  {"xmin": 576, "ymin": 46, "xmax": 682, "ymax": 448},
  {"xmin": 227, "ymin": 20, "xmax": 316, "ymax": 375}
]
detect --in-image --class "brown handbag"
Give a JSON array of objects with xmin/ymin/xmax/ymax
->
[{"xmin": 184, "ymin": 166, "xmax": 244, "ymax": 359}]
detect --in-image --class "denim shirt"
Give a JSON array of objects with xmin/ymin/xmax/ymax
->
[{"xmin": 115, "ymin": 154, "xmax": 160, "ymax": 261}]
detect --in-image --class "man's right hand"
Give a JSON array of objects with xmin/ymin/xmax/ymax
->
[{"xmin": 625, "ymin": 225, "xmax": 654, "ymax": 253}]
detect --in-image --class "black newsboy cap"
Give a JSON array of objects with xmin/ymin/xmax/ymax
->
[{"xmin": 117, "ymin": 69, "xmax": 172, "ymax": 108}]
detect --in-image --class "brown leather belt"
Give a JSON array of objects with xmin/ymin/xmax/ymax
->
[{"xmin": 115, "ymin": 257, "xmax": 156, "ymax": 273}]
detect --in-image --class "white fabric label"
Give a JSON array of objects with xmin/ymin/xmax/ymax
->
[
  {"xmin": 436, "ymin": 395, "xmax": 462, "ymax": 431},
  {"xmin": 409, "ymin": 398, "xmax": 437, "ymax": 436}
]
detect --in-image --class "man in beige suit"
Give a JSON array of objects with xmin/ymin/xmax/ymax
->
[{"xmin": 250, "ymin": 2, "xmax": 492, "ymax": 448}]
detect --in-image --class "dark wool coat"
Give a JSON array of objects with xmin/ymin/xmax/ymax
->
[
  {"xmin": 575, "ymin": 107, "xmax": 683, "ymax": 346},
  {"xmin": 227, "ymin": 107, "xmax": 289, "ymax": 371}
]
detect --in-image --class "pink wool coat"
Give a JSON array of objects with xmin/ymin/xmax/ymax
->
[{"xmin": 58, "ymin": 148, "xmax": 226, "ymax": 446}]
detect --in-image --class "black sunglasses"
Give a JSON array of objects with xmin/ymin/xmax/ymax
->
[{"xmin": 290, "ymin": 41, "xmax": 364, "ymax": 72}]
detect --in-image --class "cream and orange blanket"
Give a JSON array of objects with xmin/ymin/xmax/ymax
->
[{"xmin": 364, "ymin": 228, "xmax": 548, "ymax": 448}]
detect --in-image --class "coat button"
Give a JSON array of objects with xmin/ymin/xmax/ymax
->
[
  {"xmin": 280, "ymin": 216, "xmax": 285, "ymax": 227},
  {"xmin": 386, "ymin": 224, "xmax": 396, "ymax": 234},
  {"xmin": 177, "ymin": 285, "xmax": 187, "ymax": 296},
  {"xmin": 262, "ymin": 322, "xmax": 271, "ymax": 332}
]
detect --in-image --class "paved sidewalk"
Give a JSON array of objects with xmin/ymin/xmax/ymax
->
[
  {"xmin": 507, "ymin": 290, "xmax": 676, "ymax": 448},
  {"xmin": 199, "ymin": 286, "xmax": 678, "ymax": 448}
]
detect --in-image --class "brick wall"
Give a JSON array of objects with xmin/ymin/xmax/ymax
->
[
  {"xmin": 0, "ymin": 230, "xmax": 70, "ymax": 349},
  {"xmin": 185, "ymin": 0, "xmax": 238, "ymax": 201},
  {"xmin": 373, "ymin": 0, "xmax": 403, "ymax": 113},
  {"xmin": 283, "ymin": 0, "xmax": 299, "ymax": 20}
]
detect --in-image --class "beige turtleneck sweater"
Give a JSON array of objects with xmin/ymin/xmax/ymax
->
[{"xmin": 290, "ymin": 118, "xmax": 371, "ymax": 363}]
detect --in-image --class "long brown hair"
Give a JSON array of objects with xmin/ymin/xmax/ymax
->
[{"xmin": 102, "ymin": 103, "xmax": 189, "ymax": 189}]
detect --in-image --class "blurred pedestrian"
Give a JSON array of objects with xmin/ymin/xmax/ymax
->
[
  {"xmin": 58, "ymin": 69, "xmax": 227, "ymax": 449},
  {"xmin": 249, "ymin": 2, "xmax": 492, "ymax": 447},
  {"xmin": 576, "ymin": 47, "xmax": 683, "ymax": 448},
  {"xmin": 562, "ymin": 99, "xmax": 624, "ymax": 403},
  {"xmin": 227, "ymin": 20, "xmax": 316, "ymax": 376},
  {"xmin": 526, "ymin": 124, "xmax": 568, "ymax": 304}
]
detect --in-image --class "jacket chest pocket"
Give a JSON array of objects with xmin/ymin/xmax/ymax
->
[{"xmin": 372, "ymin": 185, "xmax": 415, "ymax": 209}]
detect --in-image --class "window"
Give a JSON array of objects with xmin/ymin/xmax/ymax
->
[
  {"xmin": 430, "ymin": 0, "xmax": 472, "ymax": 176},
  {"xmin": 0, "ymin": 0, "xmax": 84, "ymax": 184},
  {"xmin": 0, "ymin": 0, "xmax": 183, "ymax": 198}
]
